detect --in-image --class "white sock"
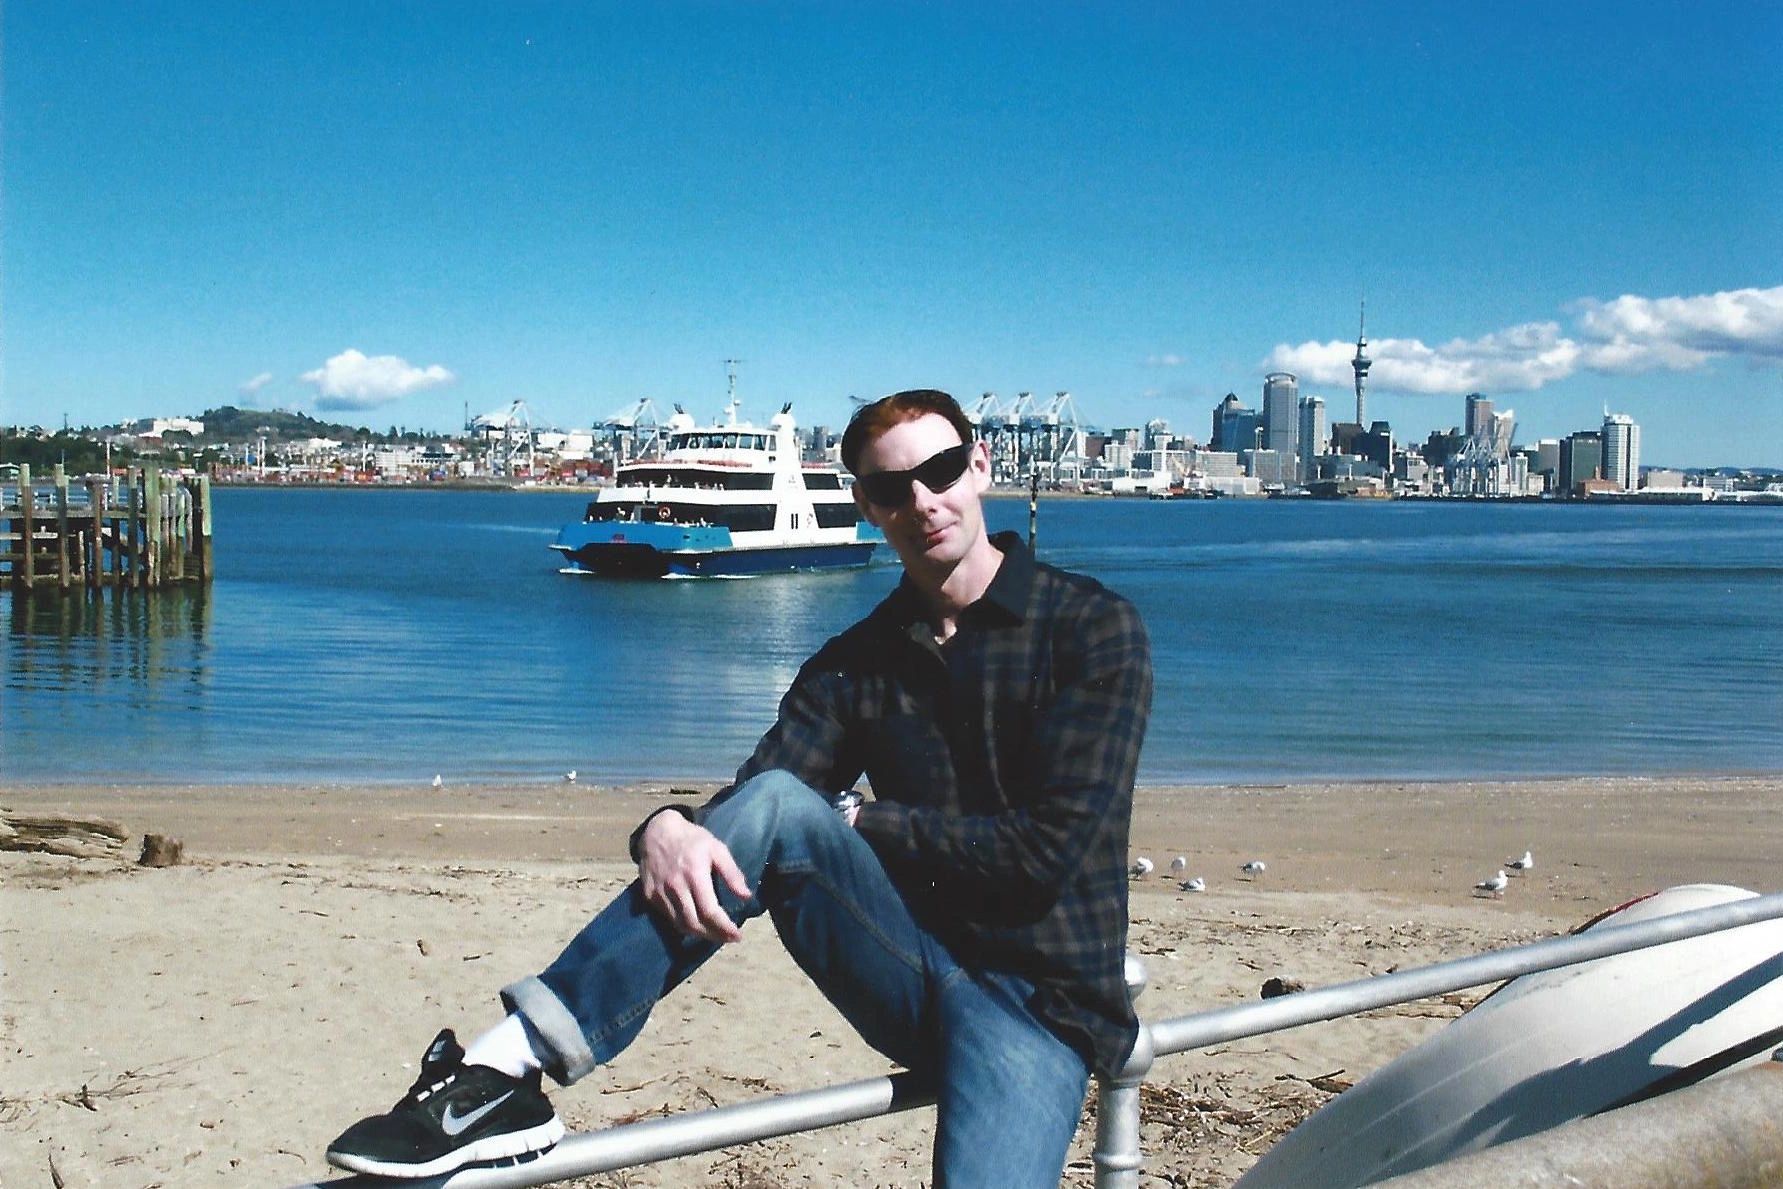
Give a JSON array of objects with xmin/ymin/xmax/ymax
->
[{"xmin": 462, "ymin": 1012, "xmax": 545, "ymax": 1079}]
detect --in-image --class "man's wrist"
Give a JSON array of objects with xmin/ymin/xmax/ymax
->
[{"xmin": 629, "ymin": 804, "xmax": 696, "ymax": 862}]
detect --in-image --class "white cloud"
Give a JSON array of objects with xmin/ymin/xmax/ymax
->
[
  {"xmin": 239, "ymin": 371, "xmax": 274, "ymax": 395},
  {"xmin": 1572, "ymin": 286, "xmax": 1783, "ymax": 369},
  {"xmin": 1265, "ymin": 284, "xmax": 1783, "ymax": 397},
  {"xmin": 1146, "ymin": 353, "xmax": 1186, "ymax": 367},
  {"xmin": 1267, "ymin": 323, "xmax": 1580, "ymax": 395},
  {"xmin": 300, "ymin": 349, "xmax": 455, "ymax": 410}
]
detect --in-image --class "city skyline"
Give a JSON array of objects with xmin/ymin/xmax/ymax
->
[{"xmin": 3, "ymin": 3, "xmax": 1779, "ymax": 468}]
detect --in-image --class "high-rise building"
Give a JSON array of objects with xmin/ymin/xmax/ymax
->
[
  {"xmin": 1297, "ymin": 395, "xmax": 1326, "ymax": 483},
  {"xmin": 1602, "ymin": 412, "xmax": 1641, "ymax": 490},
  {"xmin": 1356, "ymin": 421, "xmax": 1394, "ymax": 474},
  {"xmin": 1465, "ymin": 394, "xmax": 1495, "ymax": 438},
  {"xmin": 1329, "ymin": 421, "xmax": 1363, "ymax": 457},
  {"xmin": 1211, "ymin": 394, "xmax": 1241, "ymax": 451},
  {"xmin": 1534, "ymin": 439, "xmax": 1561, "ymax": 492},
  {"xmin": 1212, "ymin": 396, "xmax": 1266, "ymax": 456},
  {"xmin": 1351, "ymin": 301, "xmax": 1372, "ymax": 427},
  {"xmin": 1263, "ymin": 372, "xmax": 1299, "ymax": 459},
  {"xmin": 1559, "ymin": 431, "xmax": 1603, "ymax": 496},
  {"xmin": 1245, "ymin": 448, "xmax": 1295, "ymax": 487}
]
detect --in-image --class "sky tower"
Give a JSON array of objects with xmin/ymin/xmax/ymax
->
[{"xmin": 1351, "ymin": 300, "xmax": 1372, "ymax": 426}]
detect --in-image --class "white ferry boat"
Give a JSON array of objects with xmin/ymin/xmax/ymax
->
[{"xmin": 550, "ymin": 401, "xmax": 882, "ymax": 578}]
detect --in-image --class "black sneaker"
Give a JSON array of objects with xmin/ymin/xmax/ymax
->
[{"xmin": 326, "ymin": 1029, "xmax": 565, "ymax": 1178}]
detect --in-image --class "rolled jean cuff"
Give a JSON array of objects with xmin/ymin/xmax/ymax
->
[{"xmin": 501, "ymin": 974, "xmax": 598, "ymax": 1086}]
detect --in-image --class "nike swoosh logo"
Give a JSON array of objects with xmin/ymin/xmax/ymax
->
[{"xmin": 440, "ymin": 1090, "xmax": 515, "ymax": 1137}]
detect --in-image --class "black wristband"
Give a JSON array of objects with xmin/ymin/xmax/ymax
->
[{"xmin": 628, "ymin": 804, "xmax": 696, "ymax": 862}]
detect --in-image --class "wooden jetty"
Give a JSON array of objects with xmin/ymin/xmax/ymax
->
[{"xmin": 0, "ymin": 464, "xmax": 213, "ymax": 592}]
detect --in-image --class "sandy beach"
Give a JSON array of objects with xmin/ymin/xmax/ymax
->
[{"xmin": 4, "ymin": 775, "xmax": 1777, "ymax": 1187}]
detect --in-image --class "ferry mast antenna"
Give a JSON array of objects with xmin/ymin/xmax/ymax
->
[{"xmin": 1351, "ymin": 299, "xmax": 1372, "ymax": 427}]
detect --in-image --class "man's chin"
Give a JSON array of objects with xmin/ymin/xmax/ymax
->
[{"xmin": 892, "ymin": 539, "xmax": 957, "ymax": 569}]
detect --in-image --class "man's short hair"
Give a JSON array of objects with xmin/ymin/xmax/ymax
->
[{"xmin": 840, "ymin": 390, "xmax": 976, "ymax": 475}]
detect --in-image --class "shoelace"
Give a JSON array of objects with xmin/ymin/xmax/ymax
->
[{"xmin": 398, "ymin": 1066, "xmax": 459, "ymax": 1108}]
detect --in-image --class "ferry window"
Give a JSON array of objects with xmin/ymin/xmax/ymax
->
[{"xmin": 791, "ymin": 513, "xmax": 799, "ymax": 529}]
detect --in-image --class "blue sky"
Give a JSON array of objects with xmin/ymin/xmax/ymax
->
[{"xmin": 4, "ymin": 2, "xmax": 1780, "ymax": 467}]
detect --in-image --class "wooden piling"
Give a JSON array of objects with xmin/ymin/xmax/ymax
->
[
  {"xmin": 86, "ymin": 478, "xmax": 104, "ymax": 591},
  {"xmin": 111, "ymin": 479, "xmax": 127, "ymax": 586},
  {"xmin": 17, "ymin": 463, "xmax": 35, "ymax": 590},
  {"xmin": 172, "ymin": 482, "xmax": 186, "ymax": 581},
  {"xmin": 195, "ymin": 475, "xmax": 213, "ymax": 580},
  {"xmin": 54, "ymin": 465, "xmax": 71, "ymax": 593},
  {"xmin": 144, "ymin": 468, "xmax": 161, "ymax": 589}
]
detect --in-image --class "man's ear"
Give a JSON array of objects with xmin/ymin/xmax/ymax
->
[
  {"xmin": 854, "ymin": 484, "xmax": 881, "ymax": 527},
  {"xmin": 968, "ymin": 440, "xmax": 993, "ymax": 490}
]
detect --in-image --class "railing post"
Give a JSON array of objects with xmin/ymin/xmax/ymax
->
[{"xmin": 1094, "ymin": 953, "xmax": 1153, "ymax": 1189}]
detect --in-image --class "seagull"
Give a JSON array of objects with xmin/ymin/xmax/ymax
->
[
  {"xmin": 1507, "ymin": 849, "xmax": 1534, "ymax": 874},
  {"xmin": 431, "ymin": 774, "xmax": 443, "ymax": 789},
  {"xmin": 1169, "ymin": 855, "xmax": 1188, "ymax": 876},
  {"xmin": 565, "ymin": 769, "xmax": 578, "ymax": 783},
  {"xmin": 1475, "ymin": 870, "xmax": 1509, "ymax": 897},
  {"xmin": 1129, "ymin": 856, "xmax": 1155, "ymax": 878},
  {"xmin": 1181, "ymin": 876, "xmax": 1207, "ymax": 893},
  {"xmin": 1240, "ymin": 860, "xmax": 1266, "ymax": 877}
]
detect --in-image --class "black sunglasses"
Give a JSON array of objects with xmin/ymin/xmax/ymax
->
[{"xmin": 855, "ymin": 443, "xmax": 974, "ymax": 507}]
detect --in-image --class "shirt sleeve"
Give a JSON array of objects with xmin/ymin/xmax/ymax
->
[{"xmin": 853, "ymin": 594, "xmax": 1152, "ymax": 918}]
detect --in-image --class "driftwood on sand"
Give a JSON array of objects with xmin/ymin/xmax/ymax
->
[{"xmin": 0, "ymin": 812, "xmax": 129, "ymax": 860}]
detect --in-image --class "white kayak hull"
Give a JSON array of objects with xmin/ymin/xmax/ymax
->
[{"xmin": 1235, "ymin": 884, "xmax": 1783, "ymax": 1188}]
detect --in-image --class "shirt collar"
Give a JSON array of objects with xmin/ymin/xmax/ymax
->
[
  {"xmin": 881, "ymin": 531, "xmax": 1034, "ymax": 635},
  {"xmin": 979, "ymin": 531, "xmax": 1034, "ymax": 622}
]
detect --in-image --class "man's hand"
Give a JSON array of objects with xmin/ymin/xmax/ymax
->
[{"xmin": 637, "ymin": 810, "xmax": 753, "ymax": 943}]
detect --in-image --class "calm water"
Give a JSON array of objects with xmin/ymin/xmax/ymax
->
[{"xmin": 5, "ymin": 490, "xmax": 1781, "ymax": 785}]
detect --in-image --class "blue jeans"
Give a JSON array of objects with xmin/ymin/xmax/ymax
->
[{"xmin": 502, "ymin": 770, "xmax": 1091, "ymax": 1187}]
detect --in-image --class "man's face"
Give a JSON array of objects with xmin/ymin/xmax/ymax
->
[{"xmin": 853, "ymin": 413, "xmax": 993, "ymax": 570}]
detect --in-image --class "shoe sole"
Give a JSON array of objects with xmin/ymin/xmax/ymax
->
[{"xmin": 326, "ymin": 1116, "xmax": 566, "ymax": 1179}]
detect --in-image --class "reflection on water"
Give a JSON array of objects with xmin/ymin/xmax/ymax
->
[
  {"xmin": 5, "ymin": 587, "xmax": 215, "ymax": 780},
  {"xmin": 543, "ymin": 562, "xmax": 889, "ymax": 781},
  {"xmin": 8, "ymin": 585, "xmax": 211, "ymax": 692}
]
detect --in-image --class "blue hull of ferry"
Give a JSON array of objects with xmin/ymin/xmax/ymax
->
[{"xmin": 552, "ymin": 520, "xmax": 879, "ymax": 578}]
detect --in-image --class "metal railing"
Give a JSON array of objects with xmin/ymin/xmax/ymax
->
[{"xmin": 297, "ymin": 890, "xmax": 1783, "ymax": 1189}]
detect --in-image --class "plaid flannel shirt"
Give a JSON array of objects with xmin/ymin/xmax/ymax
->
[{"xmin": 675, "ymin": 532, "xmax": 1153, "ymax": 1076}]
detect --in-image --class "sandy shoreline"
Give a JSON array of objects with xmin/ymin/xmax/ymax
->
[{"xmin": 4, "ymin": 775, "xmax": 1778, "ymax": 1186}]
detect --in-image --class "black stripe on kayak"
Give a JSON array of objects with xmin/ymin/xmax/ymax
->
[{"xmin": 1591, "ymin": 1019, "xmax": 1783, "ymax": 1116}]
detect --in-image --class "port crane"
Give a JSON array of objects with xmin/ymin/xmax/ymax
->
[{"xmin": 469, "ymin": 400, "xmax": 536, "ymax": 476}]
